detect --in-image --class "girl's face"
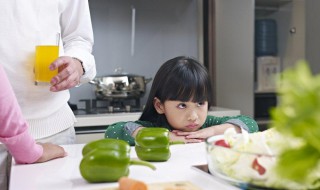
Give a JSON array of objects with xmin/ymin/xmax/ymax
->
[{"xmin": 154, "ymin": 98, "xmax": 208, "ymax": 132}]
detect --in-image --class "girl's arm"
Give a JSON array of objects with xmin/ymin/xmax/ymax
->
[
  {"xmin": 205, "ymin": 115, "xmax": 259, "ymax": 133},
  {"xmin": 174, "ymin": 115, "xmax": 259, "ymax": 141},
  {"xmin": 129, "ymin": 124, "xmax": 202, "ymax": 143},
  {"xmin": 105, "ymin": 121, "xmax": 187, "ymax": 145},
  {"xmin": 105, "ymin": 122, "xmax": 135, "ymax": 145},
  {"xmin": 174, "ymin": 123, "xmax": 241, "ymax": 141},
  {"xmin": 105, "ymin": 121, "xmax": 145, "ymax": 146}
]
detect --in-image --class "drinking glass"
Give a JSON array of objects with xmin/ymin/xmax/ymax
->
[{"xmin": 34, "ymin": 33, "xmax": 60, "ymax": 85}]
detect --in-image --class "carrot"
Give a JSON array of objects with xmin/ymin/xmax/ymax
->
[{"xmin": 118, "ymin": 177, "xmax": 148, "ymax": 190}]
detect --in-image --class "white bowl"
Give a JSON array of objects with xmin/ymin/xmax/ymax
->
[
  {"xmin": 206, "ymin": 134, "xmax": 276, "ymax": 189},
  {"xmin": 205, "ymin": 130, "xmax": 319, "ymax": 190}
]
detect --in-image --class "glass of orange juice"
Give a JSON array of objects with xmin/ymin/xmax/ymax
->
[{"xmin": 34, "ymin": 45, "xmax": 59, "ymax": 85}]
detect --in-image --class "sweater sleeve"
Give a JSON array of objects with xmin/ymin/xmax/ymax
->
[
  {"xmin": 204, "ymin": 115, "xmax": 259, "ymax": 133},
  {"xmin": 105, "ymin": 122, "xmax": 136, "ymax": 146},
  {"xmin": 104, "ymin": 120, "xmax": 157, "ymax": 146},
  {"xmin": 0, "ymin": 65, "xmax": 43, "ymax": 164},
  {"xmin": 60, "ymin": 0, "xmax": 96, "ymax": 84}
]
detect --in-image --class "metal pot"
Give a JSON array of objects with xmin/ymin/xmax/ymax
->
[{"xmin": 90, "ymin": 73, "xmax": 152, "ymax": 99}]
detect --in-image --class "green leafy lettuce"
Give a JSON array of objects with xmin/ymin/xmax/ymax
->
[{"xmin": 270, "ymin": 60, "xmax": 320, "ymax": 183}]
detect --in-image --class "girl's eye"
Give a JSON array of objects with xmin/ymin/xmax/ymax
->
[
  {"xmin": 197, "ymin": 102, "xmax": 206, "ymax": 107},
  {"xmin": 177, "ymin": 103, "xmax": 187, "ymax": 109}
]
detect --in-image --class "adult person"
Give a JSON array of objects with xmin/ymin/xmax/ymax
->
[{"xmin": 0, "ymin": 1, "xmax": 96, "ymax": 189}]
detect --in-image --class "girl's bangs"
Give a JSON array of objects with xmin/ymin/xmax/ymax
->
[{"xmin": 163, "ymin": 73, "xmax": 209, "ymax": 103}]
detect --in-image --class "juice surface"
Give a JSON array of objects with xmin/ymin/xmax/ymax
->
[{"xmin": 35, "ymin": 45, "xmax": 59, "ymax": 83}]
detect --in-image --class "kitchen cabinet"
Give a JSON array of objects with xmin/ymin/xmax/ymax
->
[
  {"xmin": 214, "ymin": 0, "xmax": 305, "ymax": 130},
  {"xmin": 74, "ymin": 112, "xmax": 141, "ymax": 143}
]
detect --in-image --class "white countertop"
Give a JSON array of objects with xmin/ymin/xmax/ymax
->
[
  {"xmin": 9, "ymin": 142, "xmax": 240, "ymax": 190},
  {"xmin": 74, "ymin": 107, "xmax": 241, "ymax": 127}
]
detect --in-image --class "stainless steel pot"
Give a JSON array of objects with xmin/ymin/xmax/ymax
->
[{"xmin": 90, "ymin": 73, "xmax": 152, "ymax": 99}]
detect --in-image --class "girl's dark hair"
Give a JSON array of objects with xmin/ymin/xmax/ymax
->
[{"xmin": 140, "ymin": 56, "xmax": 213, "ymax": 126}]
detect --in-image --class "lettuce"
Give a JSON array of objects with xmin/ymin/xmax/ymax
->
[{"xmin": 270, "ymin": 61, "xmax": 320, "ymax": 183}]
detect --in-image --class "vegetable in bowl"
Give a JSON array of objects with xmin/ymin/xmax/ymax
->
[
  {"xmin": 270, "ymin": 61, "xmax": 320, "ymax": 183},
  {"xmin": 206, "ymin": 128, "xmax": 320, "ymax": 189}
]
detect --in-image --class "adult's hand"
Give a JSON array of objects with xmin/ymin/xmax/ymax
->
[
  {"xmin": 35, "ymin": 143, "xmax": 67, "ymax": 163},
  {"xmin": 49, "ymin": 56, "xmax": 84, "ymax": 92}
]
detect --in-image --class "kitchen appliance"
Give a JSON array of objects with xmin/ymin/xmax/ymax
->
[
  {"xmin": 255, "ymin": 19, "xmax": 278, "ymax": 57},
  {"xmin": 255, "ymin": 56, "xmax": 280, "ymax": 92},
  {"xmin": 71, "ymin": 97, "xmax": 144, "ymax": 143},
  {"xmin": 72, "ymin": 98, "xmax": 143, "ymax": 115},
  {"xmin": 89, "ymin": 68, "xmax": 152, "ymax": 99}
]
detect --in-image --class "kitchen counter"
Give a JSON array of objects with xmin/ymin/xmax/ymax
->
[
  {"xmin": 9, "ymin": 142, "xmax": 240, "ymax": 190},
  {"xmin": 74, "ymin": 107, "xmax": 241, "ymax": 127}
]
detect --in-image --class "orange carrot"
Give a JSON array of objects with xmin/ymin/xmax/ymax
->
[{"xmin": 118, "ymin": 177, "xmax": 148, "ymax": 190}]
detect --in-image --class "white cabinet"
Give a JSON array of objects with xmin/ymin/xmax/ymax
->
[
  {"xmin": 215, "ymin": 0, "xmax": 255, "ymax": 117},
  {"xmin": 214, "ymin": 0, "xmax": 304, "ymax": 128}
]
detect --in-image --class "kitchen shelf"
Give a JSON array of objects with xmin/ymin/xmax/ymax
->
[
  {"xmin": 256, "ymin": 0, "xmax": 292, "ymax": 7},
  {"xmin": 255, "ymin": 0, "xmax": 292, "ymax": 17},
  {"xmin": 254, "ymin": 90, "xmax": 277, "ymax": 94}
]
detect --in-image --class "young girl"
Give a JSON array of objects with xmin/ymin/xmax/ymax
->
[{"xmin": 105, "ymin": 56, "xmax": 259, "ymax": 145}]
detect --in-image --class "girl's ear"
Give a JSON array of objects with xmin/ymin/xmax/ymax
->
[{"xmin": 153, "ymin": 97, "xmax": 165, "ymax": 114}]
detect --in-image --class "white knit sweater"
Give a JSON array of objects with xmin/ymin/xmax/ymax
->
[{"xmin": 0, "ymin": 1, "xmax": 96, "ymax": 139}]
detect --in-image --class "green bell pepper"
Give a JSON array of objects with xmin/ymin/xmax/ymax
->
[
  {"xmin": 135, "ymin": 128, "xmax": 171, "ymax": 162},
  {"xmin": 79, "ymin": 138, "xmax": 155, "ymax": 183},
  {"xmin": 81, "ymin": 138, "xmax": 129, "ymax": 156}
]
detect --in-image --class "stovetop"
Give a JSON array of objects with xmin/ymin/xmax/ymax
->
[
  {"xmin": 69, "ymin": 98, "xmax": 144, "ymax": 115},
  {"xmin": 72, "ymin": 106, "xmax": 143, "ymax": 115}
]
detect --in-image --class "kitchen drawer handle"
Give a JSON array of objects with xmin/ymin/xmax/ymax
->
[{"xmin": 76, "ymin": 129, "xmax": 106, "ymax": 134}]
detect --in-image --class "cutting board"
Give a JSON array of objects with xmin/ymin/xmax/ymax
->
[{"xmin": 99, "ymin": 181, "xmax": 201, "ymax": 190}]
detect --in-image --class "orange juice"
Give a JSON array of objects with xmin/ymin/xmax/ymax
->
[{"xmin": 35, "ymin": 45, "xmax": 59, "ymax": 85}]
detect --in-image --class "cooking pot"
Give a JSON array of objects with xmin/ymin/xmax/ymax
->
[{"xmin": 90, "ymin": 71, "xmax": 152, "ymax": 99}]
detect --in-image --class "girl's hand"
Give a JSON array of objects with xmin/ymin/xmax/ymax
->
[
  {"xmin": 173, "ymin": 124, "xmax": 241, "ymax": 140},
  {"xmin": 169, "ymin": 131, "xmax": 203, "ymax": 143},
  {"xmin": 35, "ymin": 143, "xmax": 67, "ymax": 163},
  {"xmin": 173, "ymin": 127, "xmax": 215, "ymax": 140}
]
